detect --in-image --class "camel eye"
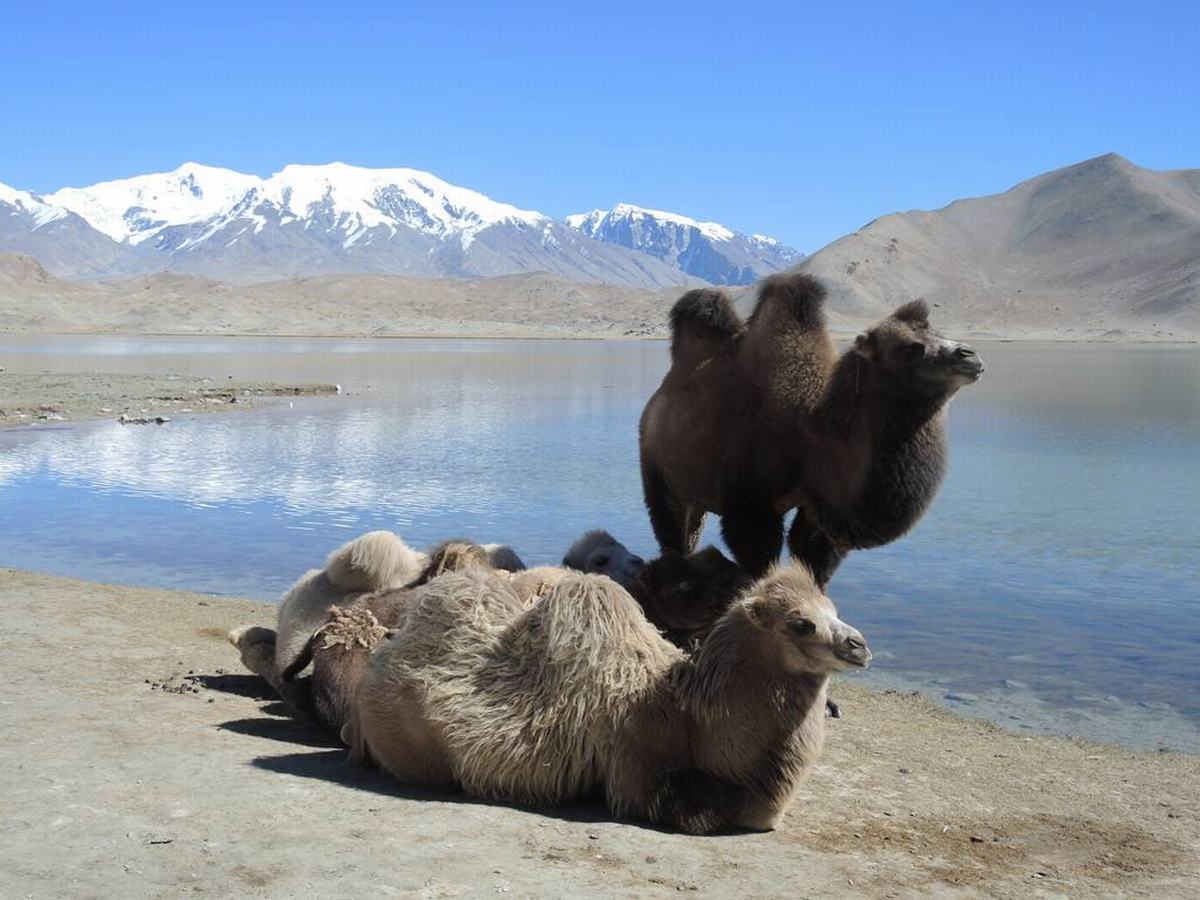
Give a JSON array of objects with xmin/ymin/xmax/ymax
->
[
  {"xmin": 593, "ymin": 553, "xmax": 610, "ymax": 568},
  {"xmin": 901, "ymin": 341, "xmax": 925, "ymax": 359},
  {"xmin": 789, "ymin": 619, "xmax": 815, "ymax": 636}
]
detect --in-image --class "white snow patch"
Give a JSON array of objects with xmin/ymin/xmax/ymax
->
[
  {"xmin": 567, "ymin": 203, "xmax": 736, "ymax": 242},
  {"xmin": 39, "ymin": 162, "xmax": 548, "ymax": 250},
  {"xmin": 0, "ymin": 182, "xmax": 69, "ymax": 229},
  {"xmin": 47, "ymin": 163, "xmax": 260, "ymax": 244}
]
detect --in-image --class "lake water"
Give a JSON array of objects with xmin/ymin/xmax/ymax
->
[{"xmin": 1, "ymin": 335, "xmax": 1198, "ymax": 751}]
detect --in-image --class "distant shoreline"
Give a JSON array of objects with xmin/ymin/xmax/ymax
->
[{"xmin": 3, "ymin": 328, "xmax": 1196, "ymax": 344}]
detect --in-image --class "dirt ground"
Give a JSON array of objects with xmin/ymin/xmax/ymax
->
[
  {"xmin": 0, "ymin": 370, "xmax": 338, "ymax": 427},
  {"xmin": 0, "ymin": 568, "xmax": 1196, "ymax": 899}
]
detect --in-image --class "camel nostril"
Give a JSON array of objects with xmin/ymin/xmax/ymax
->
[
  {"xmin": 630, "ymin": 556, "xmax": 645, "ymax": 568},
  {"xmin": 954, "ymin": 346, "xmax": 976, "ymax": 358},
  {"xmin": 845, "ymin": 638, "xmax": 864, "ymax": 650}
]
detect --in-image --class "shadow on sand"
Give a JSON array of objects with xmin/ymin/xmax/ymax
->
[
  {"xmin": 249, "ymin": 748, "xmax": 617, "ymax": 826},
  {"xmin": 193, "ymin": 672, "xmax": 278, "ymax": 701},
  {"xmin": 208, "ymin": 666, "xmax": 718, "ymax": 833}
]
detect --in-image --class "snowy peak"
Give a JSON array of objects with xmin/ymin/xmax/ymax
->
[
  {"xmin": 564, "ymin": 202, "xmax": 800, "ymax": 286},
  {"xmin": 47, "ymin": 163, "xmax": 260, "ymax": 244},
  {"xmin": 0, "ymin": 182, "xmax": 68, "ymax": 229},
  {"xmin": 44, "ymin": 162, "xmax": 546, "ymax": 248},
  {"xmin": 567, "ymin": 203, "xmax": 735, "ymax": 242}
]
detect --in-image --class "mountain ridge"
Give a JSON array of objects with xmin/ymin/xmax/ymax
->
[{"xmin": 0, "ymin": 163, "xmax": 798, "ymax": 287}]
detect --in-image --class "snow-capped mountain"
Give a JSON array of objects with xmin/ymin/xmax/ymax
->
[
  {"xmin": 0, "ymin": 164, "xmax": 798, "ymax": 286},
  {"xmin": 0, "ymin": 183, "xmax": 126, "ymax": 277},
  {"xmin": 565, "ymin": 203, "xmax": 801, "ymax": 285}
]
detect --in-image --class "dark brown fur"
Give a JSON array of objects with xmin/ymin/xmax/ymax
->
[
  {"xmin": 286, "ymin": 540, "xmax": 497, "ymax": 738},
  {"xmin": 640, "ymin": 274, "xmax": 983, "ymax": 586},
  {"xmin": 631, "ymin": 546, "xmax": 752, "ymax": 649}
]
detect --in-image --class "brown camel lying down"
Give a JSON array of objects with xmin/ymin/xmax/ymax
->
[{"xmin": 346, "ymin": 564, "xmax": 870, "ymax": 834}]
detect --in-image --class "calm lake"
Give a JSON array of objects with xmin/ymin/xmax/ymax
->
[{"xmin": 1, "ymin": 335, "xmax": 1198, "ymax": 751}]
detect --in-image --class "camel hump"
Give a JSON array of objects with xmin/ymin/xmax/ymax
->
[
  {"xmin": 750, "ymin": 273, "xmax": 827, "ymax": 331},
  {"xmin": 669, "ymin": 288, "xmax": 743, "ymax": 364}
]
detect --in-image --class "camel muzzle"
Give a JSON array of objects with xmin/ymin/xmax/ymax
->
[
  {"xmin": 945, "ymin": 343, "xmax": 984, "ymax": 380},
  {"xmin": 833, "ymin": 634, "xmax": 872, "ymax": 668}
]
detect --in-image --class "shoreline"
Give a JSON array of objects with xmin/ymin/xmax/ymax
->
[
  {"xmin": 1, "ymin": 566, "xmax": 1196, "ymax": 897},
  {"xmin": 0, "ymin": 370, "xmax": 340, "ymax": 427},
  {"xmin": 4, "ymin": 327, "xmax": 1198, "ymax": 344}
]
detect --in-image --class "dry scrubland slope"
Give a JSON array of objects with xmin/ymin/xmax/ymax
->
[
  {"xmin": 792, "ymin": 154, "xmax": 1200, "ymax": 339},
  {"xmin": 0, "ymin": 253, "xmax": 674, "ymax": 337}
]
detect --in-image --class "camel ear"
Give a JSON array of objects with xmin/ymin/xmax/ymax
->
[
  {"xmin": 893, "ymin": 299, "xmax": 929, "ymax": 324},
  {"xmin": 854, "ymin": 332, "xmax": 876, "ymax": 360}
]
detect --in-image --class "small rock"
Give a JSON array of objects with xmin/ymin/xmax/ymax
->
[{"xmin": 970, "ymin": 836, "xmax": 984, "ymax": 843}]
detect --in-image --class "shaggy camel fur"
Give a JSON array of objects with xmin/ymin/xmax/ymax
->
[
  {"xmin": 563, "ymin": 530, "xmax": 753, "ymax": 651},
  {"xmin": 562, "ymin": 529, "xmax": 646, "ymax": 592},
  {"xmin": 346, "ymin": 565, "xmax": 870, "ymax": 834},
  {"xmin": 228, "ymin": 530, "xmax": 423, "ymax": 694},
  {"xmin": 229, "ymin": 531, "xmax": 560, "ymax": 739},
  {"xmin": 295, "ymin": 561, "xmax": 573, "ymax": 738},
  {"xmin": 640, "ymin": 273, "xmax": 983, "ymax": 585},
  {"xmin": 229, "ymin": 532, "xmax": 524, "ymax": 684}
]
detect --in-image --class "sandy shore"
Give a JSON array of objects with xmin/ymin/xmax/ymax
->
[
  {"xmin": 0, "ymin": 568, "xmax": 1196, "ymax": 899},
  {"xmin": 0, "ymin": 370, "xmax": 339, "ymax": 427}
]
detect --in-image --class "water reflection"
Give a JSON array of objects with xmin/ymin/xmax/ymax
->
[{"xmin": 0, "ymin": 337, "xmax": 1197, "ymax": 750}]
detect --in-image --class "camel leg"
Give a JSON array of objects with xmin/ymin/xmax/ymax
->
[
  {"xmin": 786, "ymin": 511, "xmax": 846, "ymax": 590},
  {"xmin": 642, "ymin": 460, "xmax": 689, "ymax": 554},
  {"xmin": 720, "ymin": 504, "xmax": 783, "ymax": 578},
  {"xmin": 644, "ymin": 769, "xmax": 752, "ymax": 834}
]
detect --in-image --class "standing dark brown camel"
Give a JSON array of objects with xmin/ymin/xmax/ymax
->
[{"xmin": 639, "ymin": 273, "xmax": 983, "ymax": 587}]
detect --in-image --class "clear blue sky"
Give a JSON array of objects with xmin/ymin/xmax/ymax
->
[{"xmin": 2, "ymin": 0, "xmax": 1196, "ymax": 250}]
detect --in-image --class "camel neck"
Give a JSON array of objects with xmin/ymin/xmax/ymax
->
[
  {"xmin": 681, "ymin": 621, "xmax": 828, "ymax": 722},
  {"xmin": 818, "ymin": 351, "xmax": 949, "ymax": 439}
]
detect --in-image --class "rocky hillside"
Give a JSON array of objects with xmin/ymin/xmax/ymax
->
[{"xmin": 792, "ymin": 154, "xmax": 1199, "ymax": 339}]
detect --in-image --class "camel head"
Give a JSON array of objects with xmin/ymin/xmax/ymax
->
[
  {"xmin": 738, "ymin": 565, "xmax": 871, "ymax": 675},
  {"xmin": 853, "ymin": 300, "xmax": 984, "ymax": 395},
  {"xmin": 635, "ymin": 546, "xmax": 752, "ymax": 632},
  {"xmin": 562, "ymin": 529, "xmax": 646, "ymax": 593},
  {"xmin": 409, "ymin": 540, "xmax": 494, "ymax": 587}
]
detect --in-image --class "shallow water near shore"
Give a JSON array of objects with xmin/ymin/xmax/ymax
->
[{"xmin": 1, "ymin": 335, "xmax": 1198, "ymax": 751}]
